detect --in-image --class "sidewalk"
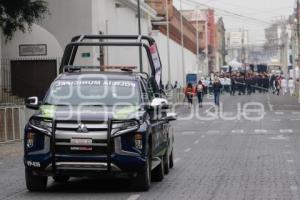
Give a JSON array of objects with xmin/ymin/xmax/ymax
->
[{"xmin": 0, "ymin": 141, "xmax": 22, "ymax": 158}]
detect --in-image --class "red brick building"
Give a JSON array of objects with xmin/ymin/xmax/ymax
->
[{"xmin": 147, "ymin": 0, "xmax": 198, "ymax": 54}]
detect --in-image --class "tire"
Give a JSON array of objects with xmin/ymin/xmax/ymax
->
[
  {"xmin": 169, "ymin": 150, "xmax": 174, "ymax": 169},
  {"xmin": 25, "ymin": 168, "xmax": 47, "ymax": 192},
  {"xmin": 133, "ymin": 156, "xmax": 151, "ymax": 191},
  {"xmin": 53, "ymin": 176, "xmax": 70, "ymax": 183},
  {"xmin": 152, "ymin": 156, "xmax": 164, "ymax": 182},
  {"xmin": 164, "ymin": 151, "xmax": 170, "ymax": 175}
]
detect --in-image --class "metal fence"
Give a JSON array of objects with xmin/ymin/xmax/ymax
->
[
  {"xmin": 0, "ymin": 106, "xmax": 35, "ymax": 143},
  {"xmin": 165, "ymin": 88, "xmax": 184, "ymax": 104},
  {"xmin": 0, "ymin": 59, "xmax": 19, "ymax": 105}
]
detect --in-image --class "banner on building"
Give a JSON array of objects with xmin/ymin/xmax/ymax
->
[{"xmin": 150, "ymin": 43, "xmax": 162, "ymax": 88}]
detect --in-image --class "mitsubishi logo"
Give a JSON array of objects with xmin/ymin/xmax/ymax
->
[{"xmin": 77, "ymin": 123, "xmax": 88, "ymax": 133}]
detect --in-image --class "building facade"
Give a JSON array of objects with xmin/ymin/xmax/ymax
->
[
  {"xmin": 264, "ymin": 18, "xmax": 291, "ymax": 75},
  {"xmin": 0, "ymin": 0, "xmax": 157, "ymax": 103},
  {"xmin": 226, "ymin": 30, "xmax": 249, "ymax": 64},
  {"xmin": 215, "ymin": 17, "xmax": 226, "ymax": 72}
]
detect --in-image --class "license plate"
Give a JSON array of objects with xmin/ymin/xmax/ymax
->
[
  {"xmin": 70, "ymin": 138, "xmax": 93, "ymax": 151},
  {"xmin": 71, "ymin": 138, "xmax": 92, "ymax": 145}
]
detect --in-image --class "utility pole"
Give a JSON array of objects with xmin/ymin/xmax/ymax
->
[
  {"xmin": 297, "ymin": 0, "xmax": 300, "ymax": 102},
  {"xmin": 241, "ymin": 29, "xmax": 246, "ymax": 79},
  {"xmin": 166, "ymin": 0, "xmax": 171, "ymax": 83},
  {"xmin": 180, "ymin": 0, "xmax": 185, "ymax": 87},
  {"xmin": 195, "ymin": 7, "xmax": 200, "ymax": 76},
  {"xmin": 205, "ymin": 11, "xmax": 208, "ymax": 76},
  {"xmin": 137, "ymin": 0, "xmax": 143, "ymax": 72},
  {"xmin": 297, "ymin": 0, "xmax": 300, "ymax": 64}
]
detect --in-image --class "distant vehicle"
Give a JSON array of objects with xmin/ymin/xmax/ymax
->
[
  {"xmin": 186, "ymin": 73, "xmax": 198, "ymax": 85},
  {"xmin": 221, "ymin": 66, "xmax": 229, "ymax": 73},
  {"xmin": 268, "ymin": 65, "xmax": 282, "ymax": 75},
  {"xmin": 23, "ymin": 35, "xmax": 176, "ymax": 192}
]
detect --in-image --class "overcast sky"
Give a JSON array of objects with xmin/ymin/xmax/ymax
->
[{"xmin": 173, "ymin": 0, "xmax": 295, "ymax": 44}]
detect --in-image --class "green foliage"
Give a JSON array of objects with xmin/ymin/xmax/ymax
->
[{"xmin": 0, "ymin": 0, "xmax": 49, "ymax": 41}]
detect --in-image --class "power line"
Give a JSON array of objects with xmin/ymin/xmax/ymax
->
[{"xmin": 183, "ymin": 0, "xmax": 274, "ymax": 25}]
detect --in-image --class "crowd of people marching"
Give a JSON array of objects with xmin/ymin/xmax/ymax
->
[{"xmin": 182, "ymin": 72, "xmax": 297, "ymax": 107}]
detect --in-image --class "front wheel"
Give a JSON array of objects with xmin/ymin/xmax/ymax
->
[
  {"xmin": 132, "ymin": 156, "xmax": 151, "ymax": 191},
  {"xmin": 25, "ymin": 168, "xmax": 48, "ymax": 192},
  {"xmin": 164, "ymin": 151, "xmax": 170, "ymax": 175},
  {"xmin": 169, "ymin": 150, "xmax": 174, "ymax": 169},
  {"xmin": 152, "ymin": 156, "xmax": 165, "ymax": 181}
]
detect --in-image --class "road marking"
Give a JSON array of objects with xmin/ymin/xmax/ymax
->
[
  {"xmin": 290, "ymin": 118, "xmax": 300, "ymax": 121},
  {"xmin": 194, "ymin": 140, "xmax": 199, "ymax": 144},
  {"xmin": 127, "ymin": 194, "xmax": 141, "ymax": 200},
  {"xmin": 1, "ymin": 189, "xmax": 27, "ymax": 200},
  {"xmin": 270, "ymin": 135, "xmax": 288, "ymax": 140},
  {"xmin": 223, "ymin": 112, "xmax": 234, "ymax": 117},
  {"xmin": 232, "ymin": 129, "xmax": 244, "ymax": 134},
  {"xmin": 287, "ymin": 160, "xmax": 294, "ymax": 163},
  {"xmin": 280, "ymin": 129, "xmax": 293, "ymax": 133},
  {"xmin": 285, "ymin": 151, "xmax": 293, "ymax": 154},
  {"xmin": 288, "ymin": 171, "xmax": 296, "ymax": 175},
  {"xmin": 182, "ymin": 131, "xmax": 196, "ymax": 135},
  {"xmin": 201, "ymin": 135, "xmax": 206, "ymax": 138},
  {"xmin": 205, "ymin": 106, "xmax": 215, "ymax": 113},
  {"xmin": 272, "ymin": 119, "xmax": 281, "ymax": 122},
  {"xmin": 292, "ymin": 112, "xmax": 300, "ymax": 115},
  {"xmin": 184, "ymin": 148, "xmax": 191, "ymax": 153},
  {"xmin": 206, "ymin": 130, "xmax": 220, "ymax": 135},
  {"xmin": 174, "ymin": 158, "xmax": 181, "ymax": 164},
  {"xmin": 254, "ymin": 129, "xmax": 268, "ymax": 134},
  {"xmin": 267, "ymin": 94, "xmax": 273, "ymax": 111},
  {"xmin": 290, "ymin": 186, "xmax": 298, "ymax": 191},
  {"xmin": 275, "ymin": 111, "xmax": 284, "ymax": 115}
]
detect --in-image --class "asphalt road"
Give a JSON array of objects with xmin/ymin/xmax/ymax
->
[{"xmin": 1, "ymin": 93, "xmax": 300, "ymax": 200}]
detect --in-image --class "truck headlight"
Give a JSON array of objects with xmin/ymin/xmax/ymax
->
[
  {"xmin": 111, "ymin": 120, "xmax": 140, "ymax": 138},
  {"xmin": 134, "ymin": 133, "xmax": 143, "ymax": 149},
  {"xmin": 26, "ymin": 132, "xmax": 35, "ymax": 149},
  {"xmin": 29, "ymin": 117, "xmax": 52, "ymax": 132}
]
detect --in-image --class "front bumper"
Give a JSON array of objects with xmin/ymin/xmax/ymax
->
[{"xmin": 24, "ymin": 118, "xmax": 146, "ymax": 176}]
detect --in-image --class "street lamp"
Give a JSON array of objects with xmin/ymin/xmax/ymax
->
[
  {"xmin": 180, "ymin": 0, "xmax": 186, "ymax": 87},
  {"xmin": 195, "ymin": 7, "xmax": 200, "ymax": 76},
  {"xmin": 166, "ymin": 0, "xmax": 171, "ymax": 84},
  {"xmin": 137, "ymin": 0, "xmax": 143, "ymax": 72}
]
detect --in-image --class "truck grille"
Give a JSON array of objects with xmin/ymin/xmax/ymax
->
[{"xmin": 54, "ymin": 121, "xmax": 113, "ymax": 156}]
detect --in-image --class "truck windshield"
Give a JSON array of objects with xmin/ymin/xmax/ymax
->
[{"xmin": 44, "ymin": 79, "xmax": 140, "ymax": 106}]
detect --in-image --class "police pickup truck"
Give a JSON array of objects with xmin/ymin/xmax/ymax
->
[{"xmin": 24, "ymin": 35, "xmax": 176, "ymax": 191}]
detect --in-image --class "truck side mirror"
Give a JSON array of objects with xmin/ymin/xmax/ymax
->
[
  {"xmin": 25, "ymin": 96, "xmax": 40, "ymax": 110},
  {"xmin": 165, "ymin": 112, "xmax": 177, "ymax": 122},
  {"xmin": 150, "ymin": 97, "xmax": 169, "ymax": 109}
]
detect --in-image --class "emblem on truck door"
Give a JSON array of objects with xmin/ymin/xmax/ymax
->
[{"xmin": 77, "ymin": 123, "xmax": 88, "ymax": 133}]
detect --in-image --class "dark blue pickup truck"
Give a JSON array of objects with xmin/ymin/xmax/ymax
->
[{"xmin": 23, "ymin": 35, "xmax": 176, "ymax": 191}]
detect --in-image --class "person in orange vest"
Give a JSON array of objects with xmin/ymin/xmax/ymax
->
[{"xmin": 184, "ymin": 83, "xmax": 196, "ymax": 107}]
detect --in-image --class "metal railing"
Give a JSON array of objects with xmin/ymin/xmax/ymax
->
[
  {"xmin": 0, "ymin": 106, "xmax": 35, "ymax": 143},
  {"xmin": 165, "ymin": 88, "xmax": 184, "ymax": 104}
]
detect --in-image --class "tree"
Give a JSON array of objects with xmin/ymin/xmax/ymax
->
[{"xmin": 0, "ymin": 0, "xmax": 48, "ymax": 41}]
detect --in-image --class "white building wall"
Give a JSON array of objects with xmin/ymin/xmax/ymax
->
[
  {"xmin": 1, "ymin": 24, "xmax": 63, "ymax": 59},
  {"xmin": 40, "ymin": 0, "xmax": 93, "ymax": 49},
  {"xmin": 91, "ymin": 0, "xmax": 152, "ymax": 72},
  {"xmin": 0, "ymin": 0, "xmax": 198, "ymax": 87},
  {"xmin": 151, "ymin": 31, "xmax": 197, "ymax": 87},
  {"xmin": 1, "ymin": 0, "xmax": 154, "ymax": 70}
]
